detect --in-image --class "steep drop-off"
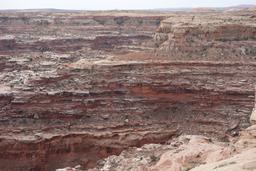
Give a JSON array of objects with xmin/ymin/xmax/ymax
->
[{"xmin": 0, "ymin": 10, "xmax": 255, "ymax": 170}]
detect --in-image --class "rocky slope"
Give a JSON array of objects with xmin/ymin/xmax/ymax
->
[
  {"xmin": 0, "ymin": 10, "xmax": 255, "ymax": 171},
  {"xmin": 62, "ymin": 116, "xmax": 256, "ymax": 171},
  {"xmin": 154, "ymin": 10, "xmax": 256, "ymax": 61}
]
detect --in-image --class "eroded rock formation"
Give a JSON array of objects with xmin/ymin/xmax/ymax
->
[
  {"xmin": 0, "ymin": 9, "xmax": 255, "ymax": 171},
  {"xmin": 58, "ymin": 95, "xmax": 256, "ymax": 171},
  {"xmin": 154, "ymin": 11, "xmax": 256, "ymax": 61}
]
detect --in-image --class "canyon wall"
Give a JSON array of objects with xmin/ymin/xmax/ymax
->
[
  {"xmin": 0, "ymin": 10, "xmax": 255, "ymax": 170},
  {"xmin": 154, "ymin": 11, "xmax": 256, "ymax": 61}
]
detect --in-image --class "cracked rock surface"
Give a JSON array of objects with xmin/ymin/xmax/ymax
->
[{"xmin": 0, "ymin": 9, "xmax": 255, "ymax": 171}]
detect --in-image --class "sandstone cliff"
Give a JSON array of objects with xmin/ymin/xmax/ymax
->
[
  {"xmin": 58, "ymin": 98, "xmax": 256, "ymax": 171},
  {"xmin": 0, "ymin": 10, "xmax": 255, "ymax": 171},
  {"xmin": 154, "ymin": 11, "xmax": 256, "ymax": 61}
]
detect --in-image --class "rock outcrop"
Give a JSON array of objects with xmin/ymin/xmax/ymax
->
[
  {"xmin": 250, "ymin": 87, "xmax": 256, "ymax": 124},
  {"xmin": 154, "ymin": 11, "xmax": 256, "ymax": 61},
  {"xmin": 0, "ymin": 10, "xmax": 255, "ymax": 171},
  {"xmin": 61, "ymin": 97, "xmax": 256, "ymax": 171},
  {"xmin": 58, "ymin": 125, "xmax": 256, "ymax": 171}
]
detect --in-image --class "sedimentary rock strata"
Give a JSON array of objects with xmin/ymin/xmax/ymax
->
[
  {"xmin": 69, "ymin": 124, "xmax": 255, "ymax": 171},
  {"xmin": 154, "ymin": 11, "xmax": 256, "ymax": 61},
  {"xmin": 0, "ymin": 9, "xmax": 255, "ymax": 170},
  {"xmin": 58, "ymin": 97, "xmax": 256, "ymax": 171}
]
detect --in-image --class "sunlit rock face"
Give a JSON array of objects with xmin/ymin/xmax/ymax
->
[
  {"xmin": 250, "ymin": 88, "xmax": 256, "ymax": 124},
  {"xmin": 0, "ymin": 9, "xmax": 255, "ymax": 171},
  {"xmin": 154, "ymin": 12, "xmax": 256, "ymax": 61}
]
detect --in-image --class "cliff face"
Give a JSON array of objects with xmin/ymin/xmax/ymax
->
[
  {"xmin": 69, "ymin": 124, "xmax": 256, "ymax": 171},
  {"xmin": 60, "ymin": 94, "xmax": 256, "ymax": 171},
  {"xmin": 0, "ymin": 10, "xmax": 255, "ymax": 171},
  {"xmin": 80, "ymin": 99, "xmax": 256, "ymax": 171},
  {"xmin": 0, "ymin": 12, "xmax": 164, "ymax": 55},
  {"xmin": 154, "ymin": 11, "xmax": 256, "ymax": 61}
]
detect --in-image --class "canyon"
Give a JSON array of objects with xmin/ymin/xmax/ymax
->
[{"xmin": 0, "ymin": 8, "xmax": 255, "ymax": 171}]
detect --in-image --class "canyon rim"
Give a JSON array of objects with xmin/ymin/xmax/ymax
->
[{"xmin": 0, "ymin": 4, "xmax": 256, "ymax": 171}]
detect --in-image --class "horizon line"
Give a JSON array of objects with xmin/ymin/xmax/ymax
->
[{"xmin": 0, "ymin": 4, "xmax": 255, "ymax": 11}]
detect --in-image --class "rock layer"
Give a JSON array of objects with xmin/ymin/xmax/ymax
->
[
  {"xmin": 154, "ymin": 11, "xmax": 256, "ymax": 61},
  {"xmin": 0, "ymin": 10, "xmax": 255, "ymax": 171},
  {"xmin": 75, "ymin": 124, "xmax": 256, "ymax": 171},
  {"xmin": 64, "ymin": 100, "xmax": 256, "ymax": 171}
]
